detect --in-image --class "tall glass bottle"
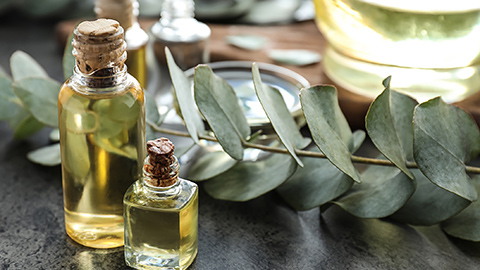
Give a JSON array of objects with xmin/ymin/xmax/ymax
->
[
  {"xmin": 95, "ymin": 0, "xmax": 149, "ymax": 88},
  {"xmin": 151, "ymin": 0, "xmax": 211, "ymax": 70},
  {"xmin": 124, "ymin": 138, "xmax": 198, "ymax": 270},
  {"xmin": 58, "ymin": 19, "xmax": 146, "ymax": 249}
]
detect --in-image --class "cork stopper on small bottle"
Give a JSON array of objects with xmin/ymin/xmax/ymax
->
[
  {"xmin": 95, "ymin": 0, "xmax": 136, "ymax": 30},
  {"xmin": 144, "ymin": 138, "xmax": 178, "ymax": 187},
  {"xmin": 72, "ymin": 19, "xmax": 127, "ymax": 75}
]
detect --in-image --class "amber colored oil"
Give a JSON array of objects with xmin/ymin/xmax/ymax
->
[
  {"xmin": 126, "ymin": 45, "xmax": 147, "ymax": 89},
  {"xmin": 58, "ymin": 76, "xmax": 145, "ymax": 248},
  {"xmin": 124, "ymin": 179, "xmax": 198, "ymax": 269}
]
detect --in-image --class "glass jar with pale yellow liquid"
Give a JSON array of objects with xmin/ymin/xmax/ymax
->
[{"xmin": 314, "ymin": 0, "xmax": 480, "ymax": 102}]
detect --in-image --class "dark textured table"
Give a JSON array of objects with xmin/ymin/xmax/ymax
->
[{"xmin": 2, "ymin": 15, "xmax": 480, "ymax": 270}]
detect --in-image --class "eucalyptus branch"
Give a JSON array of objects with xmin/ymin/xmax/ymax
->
[{"xmin": 148, "ymin": 122, "xmax": 480, "ymax": 175}]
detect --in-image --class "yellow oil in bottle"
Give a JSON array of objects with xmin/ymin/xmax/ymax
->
[
  {"xmin": 126, "ymin": 44, "xmax": 147, "ymax": 89},
  {"xmin": 314, "ymin": 0, "xmax": 480, "ymax": 102},
  {"xmin": 124, "ymin": 180, "xmax": 198, "ymax": 269},
  {"xmin": 58, "ymin": 78, "xmax": 145, "ymax": 248}
]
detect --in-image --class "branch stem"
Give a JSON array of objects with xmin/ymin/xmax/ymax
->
[{"xmin": 150, "ymin": 124, "xmax": 480, "ymax": 175}]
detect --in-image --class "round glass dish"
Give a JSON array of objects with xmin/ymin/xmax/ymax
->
[{"xmin": 183, "ymin": 61, "xmax": 310, "ymax": 129}]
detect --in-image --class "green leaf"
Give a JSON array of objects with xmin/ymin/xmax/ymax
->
[
  {"xmin": 300, "ymin": 85, "xmax": 361, "ymax": 183},
  {"xmin": 0, "ymin": 73, "xmax": 20, "ymax": 120},
  {"xmin": 226, "ymin": 35, "xmax": 267, "ymax": 51},
  {"xmin": 334, "ymin": 163, "xmax": 416, "ymax": 218},
  {"xmin": 277, "ymin": 131, "xmax": 365, "ymax": 211},
  {"xmin": 413, "ymin": 98, "xmax": 480, "ymax": 201},
  {"xmin": 63, "ymin": 32, "xmax": 75, "ymax": 80},
  {"xmin": 194, "ymin": 65, "xmax": 250, "ymax": 160},
  {"xmin": 49, "ymin": 128, "xmax": 60, "ymax": 141},
  {"xmin": 252, "ymin": 63, "xmax": 310, "ymax": 167},
  {"xmin": 27, "ymin": 143, "xmax": 61, "ymax": 166},
  {"xmin": 187, "ymin": 150, "xmax": 238, "ymax": 181},
  {"xmin": 442, "ymin": 176, "xmax": 480, "ymax": 241},
  {"xmin": 12, "ymin": 77, "xmax": 61, "ymax": 127},
  {"xmin": 145, "ymin": 93, "xmax": 160, "ymax": 141},
  {"xmin": 204, "ymin": 153, "xmax": 297, "ymax": 201},
  {"xmin": 366, "ymin": 78, "xmax": 417, "ymax": 179},
  {"xmin": 268, "ymin": 49, "xmax": 321, "ymax": 66},
  {"xmin": 166, "ymin": 47, "xmax": 205, "ymax": 144},
  {"xmin": 9, "ymin": 108, "xmax": 45, "ymax": 139},
  {"xmin": 10, "ymin": 50, "xmax": 48, "ymax": 81},
  {"xmin": 392, "ymin": 170, "xmax": 470, "ymax": 225}
]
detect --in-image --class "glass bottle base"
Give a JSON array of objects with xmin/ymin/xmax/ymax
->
[
  {"xmin": 125, "ymin": 246, "xmax": 197, "ymax": 270},
  {"xmin": 65, "ymin": 210, "xmax": 124, "ymax": 249},
  {"xmin": 323, "ymin": 46, "xmax": 480, "ymax": 103}
]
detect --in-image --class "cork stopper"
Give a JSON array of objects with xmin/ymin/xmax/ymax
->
[
  {"xmin": 95, "ymin": 0, "xmax": 136, "ymax": 30},
  {"xmin": 144, "ymin": 138, "xmax": 178, "ymax": 187},
  {"xmin": 72, "ymin": 19, "xmax": 127, "ymax": 75}
]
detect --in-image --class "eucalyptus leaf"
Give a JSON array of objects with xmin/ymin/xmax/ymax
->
[
  {"xmin": 204, "ymin": 152, "xmax": 297, "ymax": 201},
  {"xmin": 166, "ymin": 47, "xmax": 205, "ymax": 144},
  {"xmin": 414, "ymin": 97, "xmax": 480, "ymax": 201},
  {"xmin": 391, "ymin": 170, "xmax": 470, "ymax": 226},
  {"xmin": 0, "ymin": 73, "xmax": 20, "ymax": 120},
  {"xmin": 366, "ymin": 78, "xmax": 417, "ymax": 179},
  {"xmin": 27, "ymin": 143, "xmax": 61, "ymax": 166},
  {"xmin": 194, "ymin": 65, "xmax": 250, "ymax": 160},
  {"xmin": 300, "ymin": 85, "xmax": 361, "ymax": 183},
  {"xmin": 226, "ymin": 35, "xmax": 267, "ymax": 51},
  {"xmin": 8, "ymin": 108, "xmax": 44, "ymax": 139},
  {"xmin": 49, "ymin": 128, "xmax": 60, "ymax": 142},
  {"xmin": 269, "ymin": 49, "xmax": 321, "ymax": 66},
  {"xmin": 334, "ymin": 163, "xmax": 415, "ymax": 218},
  {"xmin": 252, "ymin": 63, "xmax": 310, "ymax": 167},
  {"xmin": 187, "ymin": 150, "xmax": 238, "ymax": 181},
  {"xmin": 63, "ymin": 32, "xmax": 75, "ymax": 80},
  {"xmin": 442, "ymin": 176, "xmax": 480, "ymax": 241},
  {"xmin": 277, "ymin": 130, "xmax": 365, "ymax": 210},
  {"xmin": 145, "ymin": 93, "xmax": 161, "ymax": 141},
  {"xmin": 10, "ymin": 50, "xmax": 48, "ymax": 81},
  {"xmin": 12, "ymin": 77, "xmax": 61, "ymax": 127}
]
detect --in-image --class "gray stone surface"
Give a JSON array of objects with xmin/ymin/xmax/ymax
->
[{"xmin": 1, "ymin": 14, "xmax": 480, "ymax": 270}]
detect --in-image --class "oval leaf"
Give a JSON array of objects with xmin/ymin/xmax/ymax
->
[
  {"xmin": 226, "ymin": 35, "xmax": 267, "ymax": 51},
  {"xmin": 12, "ymin": 77, "xmax": 61, "ymax": 127},
  {"xmin": 49, "ymin": 128, "xmax": 60, "ymax": 142},
  {"xmin": 63, "ymin": 32, "xmax": 75, "ymax": 80},
  {"xmin": 194, "ymin": 65, "xmax": 250, "ymax": 160},
  {"xmin": 27, "ymin": 143, "xmax": 61, "ymax": 166},
  {"xmin": 204, "ymin": 153, "xmax": 297, "ymax": 201},
  {"xmin": 300, "ymin": 85, "xmax": 360, "ymax": 183},
  {"xmin": 187, "ymin": 150, "xmax": 238, "ymax": 181},
  {"xmin": 442, "ymin": 176, "xmax": 480, "ymax": 241},
  {"xmin": 166, "ymin": 47, "xmax": 205, "ymax": 144},
  {"xmin": 366, "ymin": 78, "xmax": 417, "ymax": 179},
  {"xmin": 414, "ymin": 98, "xmax": 480, "ymax": 201},
  {"xmin": 334, "ymin": 164, "xmax": 416, "ymax": 218},
  {"xmin": 392, "ymin": 170, "xmax": 470, "ymax": 226},
  {"xmin": 8, "ymin": 108, "xmax": 44, "ymax": 139},
  {"xmin": 252, "ymin": 63, "xmax": 310, "ymax": 167},
  {"xmin": 0, "ymin": 73, "xmax": 20, "ymax": 120},
  {"xmin": 269, "ymin": 49, "xmax": 321, "ymax": 66},
  {"xmin": 10, "ymin": 50, "xmax": 48, "ymax": 81}
]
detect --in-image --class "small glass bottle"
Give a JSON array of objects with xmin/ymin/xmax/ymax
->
[
  {"xmin": 151, "ymin": 0, "xmax": 211, "ymax": 70},
  {"xmin": 124, "ymin": 138, "xmax": 198, "ymax": 270},
  {"xmin": 95, "ymin": 0, "xmax": 149, "ymax": 88},
  {"xmin": 58, "ymin": 19, "xmax": 146, "ymax": 249}
]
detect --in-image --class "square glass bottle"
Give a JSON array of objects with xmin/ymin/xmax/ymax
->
[{"xmin": 124, "ymin": 138, "xmax": 198, "ymax": 269}]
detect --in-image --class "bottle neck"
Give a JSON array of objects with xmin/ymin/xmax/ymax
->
[
  {"xmin": 95, "ymin": 0, "xmax": 138, "ymax": 30},
  {"xmin": 161, "ymin": 0, "xmax": 195, "ymax": 24},
  {"xmin": 72, "ymin": 65, "xmax": 128, "ymax": 89},
  {"xmin": 142, "ymin": 156, "xmax": 180, "ymax": 189}
]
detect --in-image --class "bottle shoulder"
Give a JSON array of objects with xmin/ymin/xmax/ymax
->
[{"xmin": 124, "ymin": 178, "xmax": 197, "ymax": 211}]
